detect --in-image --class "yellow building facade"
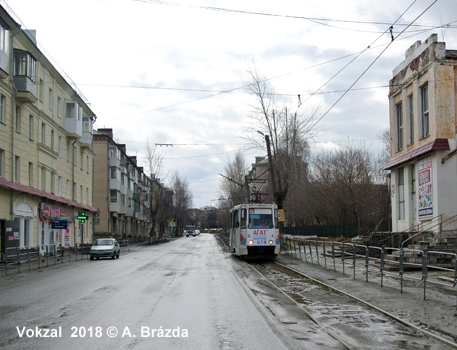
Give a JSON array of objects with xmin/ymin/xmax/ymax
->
[
  {"xmin": 385, "ymin": 34, "xmax": 457, "ymax": 233},
  {"xmin": 0, "ymin": 5, "xmax": 96, "ymax": 258}
]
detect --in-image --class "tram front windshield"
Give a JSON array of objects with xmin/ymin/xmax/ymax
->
[{"xmin": 249, "ymin": 208, "xmax": 273, "ymax": 229}]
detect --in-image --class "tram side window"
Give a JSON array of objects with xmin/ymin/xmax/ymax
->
[
  {"xmin": 232, "ymin": 210, "xmax": 239, "ymax": 228},
  {"xmin": 240, "ymin": 209, "xmax": 246, "ymax": 228}
]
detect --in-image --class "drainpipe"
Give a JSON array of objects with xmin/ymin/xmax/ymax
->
[
  {"xmin": 9, "ymin": 26, "xmax": 21, "ymax": 220},
  {"xmin": 72, "ymin": 138, "xmax": 77, "ymax": 246}
]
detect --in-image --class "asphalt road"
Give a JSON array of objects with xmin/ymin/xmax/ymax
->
[{"xmin": 0, "ymin": 234, "xmax": 321, "ymax": 350}]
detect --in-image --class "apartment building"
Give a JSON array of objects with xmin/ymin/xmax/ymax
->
[
  {"xmin": 0, "ymin": 5, "xmax": 97, "ymax": 258},
  {"xmin": 246, "ymin": 156, "xmax": 270, "ymax": 204},
  {"xmin": 385, "ymin": 34, "xmax": 457, "ymax": 232},
  {"xmin": 93, "ymin": 129, "xmax": 152, "ymax": 241}
]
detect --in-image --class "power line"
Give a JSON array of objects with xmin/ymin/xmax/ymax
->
[
  {"xmin": 307, "ymin": 0, "xmax": 438, "ymax": 131},
  {"xmin": 135, "ymin": 0, "xmax": 455, "ymax": 34}
]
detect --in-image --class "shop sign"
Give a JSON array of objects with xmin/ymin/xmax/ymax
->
[{"xmin": 41, "ymin": 203, "xmax": 74, "ymax": 221}]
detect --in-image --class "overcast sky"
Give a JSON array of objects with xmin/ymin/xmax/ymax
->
[{"xmin": 5, "ymin": 0, "xmax": 457, "ymax": 208}]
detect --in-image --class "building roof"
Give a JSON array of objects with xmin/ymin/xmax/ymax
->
[
  {"xmin": 0, "ymin": 177, "xmax": 97, "ymax": 212},
  {"xmin": 384, "ymin": 138, "xmax": 450, "ymax": 170}
]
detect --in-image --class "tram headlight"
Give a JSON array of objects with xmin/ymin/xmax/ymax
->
[
  {"xmin": 269, "ymin": 240, "xmax": 274, "ymax": 245},
  {"xmin": 248, "ymin": 240, "xmax": 254, "ymax": 245}
]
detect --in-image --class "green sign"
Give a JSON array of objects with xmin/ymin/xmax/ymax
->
[{"xmin": 77, "ymin": 212, "xmax": 88, "ymax": 223}]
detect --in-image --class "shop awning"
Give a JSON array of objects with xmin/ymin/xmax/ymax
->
[
  {"xmin": 0, "ymin": 177, "xmax": 98, "ymax": 212},
  {"xmin": 384, "ymin": 138, "xmax": 450, "ymax": 170}
]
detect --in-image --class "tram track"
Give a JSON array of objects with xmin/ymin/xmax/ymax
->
[{"xmin": 245, "ymin": 260, "xmax": 457, "ymax": 350}]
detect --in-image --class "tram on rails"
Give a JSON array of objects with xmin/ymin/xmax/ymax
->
[{"xmin": 229, "ymin": 203, "xmax": 280, "ymax": 259}]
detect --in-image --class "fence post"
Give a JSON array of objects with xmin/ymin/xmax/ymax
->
[
  {"xmin": 323, "ymin": 241, "xmax": 327, "ymax": 269},
  {"xmin": 26, "ymin": 247, "xmax": 31, "ymax": 271},
  {"xmin": 422, "ymin": 252, "xmax": 428, "ymax": 301},
  {"xmin": 400, "ymin": 250, "xmax": 404, "ymax": 294},
  {"xmin": 303, "ymin": 240, "xmax": 308, "ymax": 262},
  {"xmin": 16, "ymin": 247, "xmax": 20, "ymax": 274},
  {"xmin": 298, "ymin": 242, "xmax": 302, "ymax": 260},
  {"xmin": 380, "ymin": 248, "xmax": 385, "ymax": 287},
  {"xmin": 342, "ymin": 244, "xmax": 345, "ymax": 275},
  {"xmin": 308, "ymin": 240, "xmax": 313, "ymax": 264},
  {"xmin": 315, "ymin": 241, "xmax": 320, "ymax": 266},
  {"xmin": 365, "ymin": 246, "xmax": 369, "ymax": 283},
  {"xmin": 352, "ymin": 244, "xmax": 356, "ymax": 279},
  {"xmin": 332, "ymin": 242, "xmax": 336, "ymax": 271}
]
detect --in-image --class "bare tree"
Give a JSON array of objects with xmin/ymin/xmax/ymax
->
[
  {"xmin": 144, "ymin": 141, "xmax": 165, "ymax": 243},
  {"xmin": 171, "ymin": 171, "xmax": 193, "ymax": 234},
  {"xmin": 220, "ymin": 151, "xmax": 248, "ymax": 208},
  {"xmin": 308, "ymin": 142, "xmax": 388, "ymax": 230},
  {"xmin": 243, "ymin": 63, "xmax": 320, "ymax": 210}
]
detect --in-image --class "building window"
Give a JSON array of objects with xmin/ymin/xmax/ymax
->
[
  {"xmin": 0, "ymin": 149, "xmax": 4, "ymax": 177},
  {"xmin": 28, "ymin": 162, "xmax": 33, "ymax": 187},
  {"xmin": 51, "ymin": 172, "xmax": 55, "ymax": 194},
  {"xmin": 58, "ymin": 176, "xmax": 62, "ymax": 196},
  {"xmin": 80, "ymin": 151, "xmax": 83, "ymax": 170},
  {"xmin": 407, "ymin": 95, "xmax": 414, "ymax": 145},
  {"xmin": 80, "ymin": 185, "xmax": 83, "ymax": 202},
  {"xmin": 398, "ymin": 167, "xmax": 405, "ymax": 220},
  {"xmin": 15, "ymin": 105, "xmax": 21, "ymax": 132},
  {"xmin": 396, "ymin": 102, "xmax": 403, "ymax": 151},
  {"xmin": 51, "ymin": 130, "xmax": 55, "ymax": 150},
  {"xmin": 0, "ymin": 23, "xmax": 9, "ymax": 54},
  {"xmin": 110, "ymin": 190, "xmax": 119, "ymax": 202},
  {"xmin": 14, "ymin": 50, "xmax": 36, "ymax": 82},
  {"xmin": 411, "ymin": 164, "xmax": 416, "ymax": 219},
  {"xmin": 65, "ymin": 100, "xmax": 81, "ymax": 120},
  {"xmin": 421, "ymin": 84, "xmax": 429, "ymax": 138},
  {"xmin": 110, "ymin": 167, "xmax": 117, "ymax": 180},
  {"xmin": 86, "ymin": 156, "xmax": 89, "ymax": 173},
  {"xmin": 66, "ymin": 180, "xmax": 70, "ymax": 199},
  {"xmin": 0, "ymin": 94, "xmax": 5, "ymax": 123},
  {"xmin": 15, "ymin": 156, "xmax": 20, "ymax": 182},
  {"xmin": 29, "ymin": 115, "xmax": 34, "ymax": 140},
  {"xmin": 58, "ymin": 136, "xmax": 62, "ymax": 157},
  {"xmin": 23, "ymin": 219, "xmax": 30, "ymax": 247},
  {"xmin": 48, "ymin": 88, "xmax": 53, "ymax": 110},
  {"xmin": 41, "ymin": 123, "xmax": 45, "ymax": 144},
  {"xmin": 57, "ymin": 96, "xmax": 61, "ymax": 118},
  {"xmin": 67, "ymin": 141, "xmax": 70, "ymax": 162},
  {"xmin": 39, "ymin": 78, "xmax": 43, "ymax": 102},
  {"xmin": 41, "ymin": 167, "xmax": 46, "ymax": 191}
]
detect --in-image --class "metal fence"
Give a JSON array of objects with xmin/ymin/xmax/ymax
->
[
  {"xmin": 281, "ymin": 236, "xmax": 457, "ymax": 308},
  {"xmin": 1, "ymin": 240, "xmax": 130, "ymax": 276}
]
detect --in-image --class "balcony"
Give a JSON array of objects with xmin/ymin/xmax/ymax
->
[
  {"xmin": 65, "ymin": 117, "xmax": 82, "ymax": 139},
  {"xmin": 80, "ymin": 116, "xmax": 93, "ymax": 149},
  {"xmin": 80, "ymin": 130, "xmax": 92, "ymax": 149},
  {"xmin": 109, "ymin": 157, "xmax": 120, "ymax": 168},
  {"xmin": 14, "ymin": 76, "xmax": 37, "ymax": 103},
  {"xmin": 0, "ymin": 50, "xmax": 8, "ymax": 79}
]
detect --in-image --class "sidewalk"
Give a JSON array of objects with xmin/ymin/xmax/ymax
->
[{"xmin": 0, "ymin": 244, "xmax": 132, "ymax": 277}]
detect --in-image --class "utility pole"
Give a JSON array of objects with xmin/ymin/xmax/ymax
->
[{"xmin": 264, "ymin": 135, "xmax": 277, "ymax": 199}]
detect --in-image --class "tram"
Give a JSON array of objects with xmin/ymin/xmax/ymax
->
[{"xmin": 229, "ymin": 203, "xmax": 280, "ymax": 259}]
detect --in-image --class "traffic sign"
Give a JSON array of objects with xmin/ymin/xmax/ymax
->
[{"xmin": 278, "ymin": 209, "xmax": 285, "ymax": 222}]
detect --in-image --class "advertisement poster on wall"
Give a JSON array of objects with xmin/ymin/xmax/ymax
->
[
  {"xmin": 64, "ymin": 229, "xmax": 70, "ymax": 247},
  {"xmin": 417, "ymin": 156, "xmax": 433, "ymax": 220}
]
